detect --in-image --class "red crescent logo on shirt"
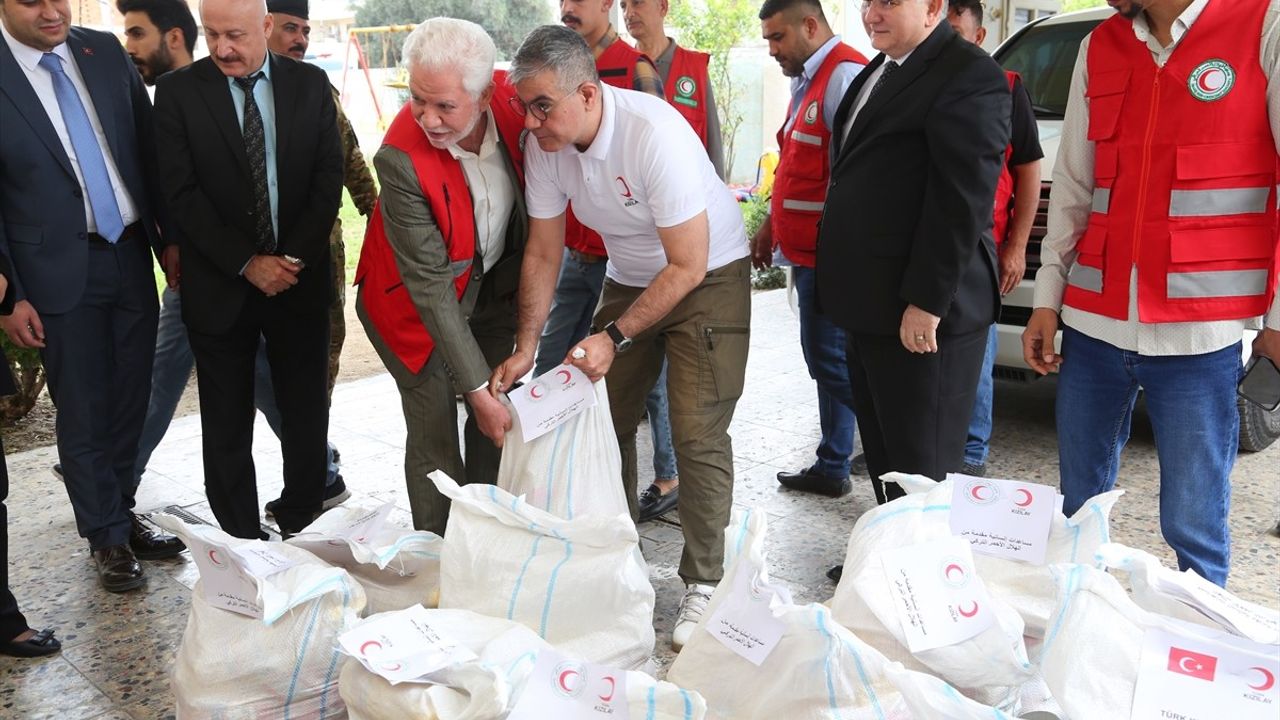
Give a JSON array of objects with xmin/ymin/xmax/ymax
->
[{"xmin": 615, "ymin": 176, "xmax": 633, "ymax": 198}]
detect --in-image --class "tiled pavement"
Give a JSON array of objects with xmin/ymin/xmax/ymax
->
[{"xmin": 2, "ymin": 288, "xmax": 1277, "ymax": 719}]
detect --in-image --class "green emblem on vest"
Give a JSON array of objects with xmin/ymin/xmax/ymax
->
[
  {"xmin": 804, "ymin": 100, "xmax": 819, "ymax": 124},
  {"xmin": 674, "ymin": 75, "xmax": 698, "ymax": 108},
  {"xmin": 1187, "ymin": 59, "xmax": 1234, "ymax": 102}
]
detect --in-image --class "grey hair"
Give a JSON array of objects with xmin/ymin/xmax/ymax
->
[
  {"xmin": 402, "ymin": 18, "xmax": 496, "ymax": 98},
  {"xmin": 509, "ymin": 25, "xmax": 598, "ymax": 93}
]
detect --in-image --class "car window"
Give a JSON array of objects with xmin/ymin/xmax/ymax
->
[{"xmin": 995, "ymin": 19, "xmax": 1103, "ymax": 119}]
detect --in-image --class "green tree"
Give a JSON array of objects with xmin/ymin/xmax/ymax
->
[
  {"xmin": 352, "ymin": 0, "xmax": 551, "ymax": 64},
  {"xmin": 668, "ymin": 0, "xmax": 760, "ymax": 176}
]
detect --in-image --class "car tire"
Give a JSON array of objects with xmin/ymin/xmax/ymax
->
[{"xmin": 1237, "ymin": 395, "xmax": 1280, "ymax": 452}]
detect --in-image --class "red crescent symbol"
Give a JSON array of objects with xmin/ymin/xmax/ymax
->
[
  {"xmin": 958, "ymin": 601, "xmax": 979, "ymax": 618},
  {"xmin": 208, "ymin": 549, "xmax": 223, "ymax": 566},
  {"xmin": 944, "ymin": 563, "xmax": 966, "ymax": 581},
  {"xmin": 599, "ymin": 676, "xmax": 616, "ymax": 701},
  {"xmin": 558, "ymin": 669, "xmax": 580, "ymax": 692},
  {"xmin": 380, "ymin": 661, "xmax": 402, "ymax": 672},
  {"xmin": 969, "ymin": 484, "xmax": 989, "ymax": 501},
  {"xmin": 1014, "ymin": 488, "xmax": 1034, "ymax": 508},
  {"xmin": 615, "ymin": 176, "xmax": 632, "ymax": 198},
  {"xmin": 1249, "ymin": 667, "xmax": 1276, "ymax": 692},
  {"xmin": 530, "ymin": 385, "xmax": 544, "ymax": 399},
  {"xmin": 556, "ymin": 369, "xmax": 572, "ymax": 384},
  {"xmin": 359, "ymin": 640, "xmax": 383, "ymax": 656}
]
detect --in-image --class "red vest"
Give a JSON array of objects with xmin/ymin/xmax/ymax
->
[
  {"xmin": 664, "ymin": 44, "xmax": 710, "ymax": 148},
  {"xmin": 1064, "ymin": 0, "xmax": 1279, "ymax": 323},
  {"xmin": 991, "ymin": 71, "xmax": 1020, "ymax": 249},
  {"xmin": 354, "ymin": 71, "xmax": 526, "ymax": 374},
  {"xmin": 564, "ymin": 38, "xmax": 653, "ymax": 256},
  {"xmin": 769, "ymin": 43, "xmax": 868, "ymax": 267}
]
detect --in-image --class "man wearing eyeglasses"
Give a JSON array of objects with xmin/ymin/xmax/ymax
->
[
  {"xmin": 353, "ymin": 18, "xmax": 527, "ymax": 535},
  {"xmin": 816, "ymin": 0, "xmax": 1008, "ymax": 522},
  {"xmin": 490, "ymin": 25, "xmax": 751, "ymax": 653}
]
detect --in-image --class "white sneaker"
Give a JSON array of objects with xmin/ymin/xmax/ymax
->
[{"xmin": 671, "ymin": 583, "xmax": 715, "ymax": 652}]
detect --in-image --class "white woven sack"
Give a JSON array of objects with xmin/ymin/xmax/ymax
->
[
  {"xmin": 339, "ymin": 609, "xmax": 705, "ymax": 720},
  {"xmin": 668, "ymin": 508, "xmax": 1017, "ymax": 720},
  {"xmin": 1096, "ymin": 542, "xmax": 1280, "ymax": 645},
  {"xmin": 893, "ymin": 472, "xmax": 1123, "ymax": 638},
  {"xmin": 287, "ymin": 504, "xmax": 443, "ymax": 614},
  {"xmin": 153, "ymin": 514, "xmax": 367, "ymax": 720},
  {"xmin": 499, "ymin": 378, "xmax": 628, "ymax": 519},
  {"xmin": 432, "ymin": 471, "xmax": 656, "ymax": 670},
  {"xmin": 829, "ymin": 476, "xmax": 1035, "ymax": 710}
]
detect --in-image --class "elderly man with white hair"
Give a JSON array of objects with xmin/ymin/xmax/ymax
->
[{"xmin": 354, "ymin": 17, "xmax": 529, "ymax": 535}]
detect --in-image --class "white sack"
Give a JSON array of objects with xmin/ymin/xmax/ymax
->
[
  {"xmin": 499, "ymin": 378, "xmax": 629, "ymax": 519},
  {"xmin": 339, "ymin": 609, "xmax": 704, "ymax": 720},
  {"xmin": 432, "ymin": 471, "xmax": 655, "ymax": 670},
  {"xmin": 668, "ymin": 507, "xmax": 1018, "ymax": 720},
  {"xmin": 288, "ymin": 503, "xmax": 443, "ymax": 614},
  {"xmin": 154, "ymin": 514, "xmax": 366, "ymax": 720}
]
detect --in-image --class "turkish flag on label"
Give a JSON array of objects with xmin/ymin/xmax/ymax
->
[{"xmin": 1167, "ymin": 646, "xmax": 1217, "ymax": 682}]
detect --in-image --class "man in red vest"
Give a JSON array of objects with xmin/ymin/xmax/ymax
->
[
  {"xmin": 947, "ymin": 0, "xmax": 1042, "ymax": 477},
  {"xmin": 752, "ymin": 0, "xmax": 867, "ymax": 498},
  {"xmin": 353, "ymin": 18, "xmax": 528, "ymax": 534},
  {"xmin": 1023, "ymin": 0, "xmax": 1280, "ymax": 586},
  {"xmin": 623, "ymin": 0, "xmax": 726, "ymax": 178}
]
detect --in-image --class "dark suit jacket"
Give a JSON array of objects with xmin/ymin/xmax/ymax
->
[
  {"xmin": 153, "ymin": 53, "xmax": 342, "ymax": 334},
  {"xmin": 0, "ymin": 254, "xmax": 15, "ymax": 397},
  {"xmin": 0, "ymin": 27, "xmax": 166, "ymax": 314},
  {"xmin": 817, "ymin": 22, "xmax": 1009, "ymax": 338}
]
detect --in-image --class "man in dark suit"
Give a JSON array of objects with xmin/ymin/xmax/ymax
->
[
  {"xmin": 0, "ymin": 0, "xmax": 184, "ymax": 592},
  {"xmin": 817, "ymin": 0, "xmax": 1009, "ymax": 513},
  {"xmin": 153, "ymin": 0, "xmax": 342, "ymax": 538}
]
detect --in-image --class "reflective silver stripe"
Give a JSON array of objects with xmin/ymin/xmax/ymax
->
[
  {"xmin": 781, "ymin": 199, "xmax": 825, "ymax": 212},
  {"xmin": 1167, "ymin": 269, "xmax": 1269, "ymax": 299},
  {"xmin": 790, "ymin": 131, "xmax": 823, "ymax": 146},
  {"xmin": 1091, "ymin": 188, "xmax": 1110, "ymax": 214},
  {"xmin": 450, "ymin": 259, "xmax": 472, "ymax": 278},
  {"xmin": 1168, "ymin": 187, "xmax": 1270, "ymax": 217},
  {"xmin": 1068, "ymin": 264, "xmax": 1103, "ymax": 293}
]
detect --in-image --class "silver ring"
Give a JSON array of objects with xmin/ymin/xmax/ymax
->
[{"xmin": 571, "ymin": 347, "xmax": 587, "ymax": 360}]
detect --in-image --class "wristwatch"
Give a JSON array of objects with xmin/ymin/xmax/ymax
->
[{"xmin": 604, "ymin": 321, "xmax": 633, "ymax": 352}]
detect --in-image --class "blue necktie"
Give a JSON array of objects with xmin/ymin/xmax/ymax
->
[{"xmin": 38, "ymin": 52, "xmax": 125, "ymax": 243}]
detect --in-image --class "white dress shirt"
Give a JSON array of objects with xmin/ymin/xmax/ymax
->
[
  {"xmin": 1, "ymin": 23, "xmax": 139, "ymax": 232},
  {"xmin": 1033, "ymin": 0, "xmax": 1280, "ymax": 355},
  {"xmin": 447, "ymin": 112, "xmax": 515, "ymax": 273}
]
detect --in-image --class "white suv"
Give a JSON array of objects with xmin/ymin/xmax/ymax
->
[{"xmin": 990, "ymin": 7, "xmax": 1279, "ymax": 451}]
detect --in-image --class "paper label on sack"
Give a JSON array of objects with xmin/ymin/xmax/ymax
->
[
  {"xmin": 338, "ymin": 604, "xmax": 476, "ymax": 685},
  {"xmin": 705, "ymin": 566, "xmax": 791, "ymax": 666},
  {"xmin": 948, "ymin": 474, "xmax": 1055, "ymax": 565},
  {"xmin": 508, "ymin": 364, "xmax": 597, "ymax": 443},
  {"xmin": 188, "ymin": 537, "xmax": 263, "ymax": 618},
  {"xmin": 1130, "ymin": 623, "xmax": 1279, "ymax": 720},
  {"xmin": 231, "ymin": 542, "xmax": 296, "ymax": 579},
  {"xmin": 508, "ymin": 649, "xmax": 630, "ymax": 720},
  {"xmin": 1148, "ymin": 573, "xmax": 1280, "ymax": 644},
  {"xmin": 880, "ymin": 537, "xmax": 996, "ymax": 652}
]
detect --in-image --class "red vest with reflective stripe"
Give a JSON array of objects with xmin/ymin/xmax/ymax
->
[
  {"xmin": 992, "ymin": 70, "xmax": 1020, "ymax": 249},
  {"xmin": 769, "ymin": 43, "xmax": 868, "ymax": 267},
  {"xmin": 564, "ymin": 39, "xmax": 652, "ymax": 256},
  {"xmin": 1064, "ymin": 0, "xmax": 1279, "ymax": 323},
  {"xmin": 354, "ymin": 71, "xmax": 526, "ymax": 374},
  {"xmin": 665, "ymin": 45, "xmax": 710, "ymax": 148}
]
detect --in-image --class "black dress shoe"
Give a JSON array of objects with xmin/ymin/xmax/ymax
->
[
  {"xmin": 827, "ymin": 565, "xmax": 843, "ymax": 583},
  {"xmin": 1, "ymin": 628, "xmax": 62, "ymax": 658},
  {"xmin": 638, "ymin": 483, "xmax": 679, "ymax": 522},
  {"xmin": 129, "ymin": 512, "xmax": 186, "ymax": 560},
  {"xmin": 265, "ymin": 476, "xmax": 351, "ymax": 519},
  {"xmin": 92, "ymin": 544, "xmax": 145, "ymax": 593},
  {"xmin": 776, "ymin": 467, "xmax": 852, "ymax": 498},
  {"xmin": 850, "ymin": 453, "xmax": 869, "ymax": 476}
]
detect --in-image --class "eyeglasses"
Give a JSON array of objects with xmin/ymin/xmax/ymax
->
[
  {"xmin": 508, "ymin": 83, "xmax": 586, "ymax": 121},
  {"xmin": 861, "ymin": 0, "xmax": 906, "ymax": 11}
]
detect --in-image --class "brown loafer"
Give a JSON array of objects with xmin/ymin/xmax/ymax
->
[
  {"xmin": 92, "ymin": 544, "xmax": 145, "ymax": 593},
  {"xmin": 129, "ymin": 512, "xmax": 186, "ymax": 560}
]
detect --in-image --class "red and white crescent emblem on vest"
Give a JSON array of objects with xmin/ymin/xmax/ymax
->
[{"xmin": 1188, "ymin": 59, "xmax": 1234, "ymax": 101}]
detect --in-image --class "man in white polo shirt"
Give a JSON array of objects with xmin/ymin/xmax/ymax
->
[{"xmin": 489, "ymin": 24, "xmax": 751, "ymax": 652}]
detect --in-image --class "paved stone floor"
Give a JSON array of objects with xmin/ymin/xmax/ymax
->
[{"xmin": 2, "ymin": 288, "xmax": 1277, "ymax": 719}]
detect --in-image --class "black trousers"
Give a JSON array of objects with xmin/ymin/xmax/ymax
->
[
  {"xmin": 187, "ymin": 291, "xmax": 329, "ymax": 538},
  {"xmin": 1, "ymin": 435, "xmax": 30, "ymax": 642},
  {"xmin": 845, "ymin": 328, "xmax": 988, "ymax": 504}
]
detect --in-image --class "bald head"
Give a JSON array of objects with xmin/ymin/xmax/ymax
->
[{"xmin": 200, "ymin": 0, "xmax": 272, "ymax": 77}]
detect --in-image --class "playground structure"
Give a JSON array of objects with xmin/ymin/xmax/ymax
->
[{"xmin": 339, "ymin": 24, "xmax": 417, "ymax": 130}]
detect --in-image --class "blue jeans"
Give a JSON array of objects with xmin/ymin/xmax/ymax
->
[
  {"xmin": 964, "ymin": 324, "xmax": 998, "ymax": 466},
  {"xmin": 793, "ymin": 266, "xmax": 856, "ymax": 477},
  {"xmin": 535, "ymin": 248, "xmax": 677, "ymax": 479},
  {"xmin": 1056, "ymin": 326, "xmax": 1240, "ymax": 586},
  {"xmin": 134, "ymin": 287, "xmax": 339, "ymax": 489}
]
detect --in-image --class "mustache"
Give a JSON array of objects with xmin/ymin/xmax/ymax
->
[
  {"xmin": 561, "ymin": 13, "xmax": 581, "ymax": 25},
  {"xmin": 289, "ymin": 43, "xmax": 305, "ymax": 54}
]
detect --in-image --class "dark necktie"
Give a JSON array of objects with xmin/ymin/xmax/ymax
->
[
  {"xmin": 234, "ymin": 73, "xmax": 275, "ymax": 253},
  {"xmin": 868, "ymin": 60, "xmax": 900, "ymax": 101}
]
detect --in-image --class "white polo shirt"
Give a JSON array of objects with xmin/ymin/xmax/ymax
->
[{"xmin": 524, "ymin": 83, "xmax": 747, "ymax": 287}]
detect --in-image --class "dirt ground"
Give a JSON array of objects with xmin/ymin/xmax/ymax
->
[{"xmin": 0, "ymin": 291, "xmax": 386, "ymax": 455}]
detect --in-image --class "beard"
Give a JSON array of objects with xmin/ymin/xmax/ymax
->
[
  {"xmin": 137, "ymin": 43, "xmax": 175, "ymax": 85},
  {"xmin": 422, "ymin": 111, "xmax": 481, "ymax": 150}
]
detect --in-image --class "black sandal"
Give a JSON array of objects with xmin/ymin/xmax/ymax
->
[{"xmin": 1, "ymin": 628, "xmax": 62, "ymax": 658}]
